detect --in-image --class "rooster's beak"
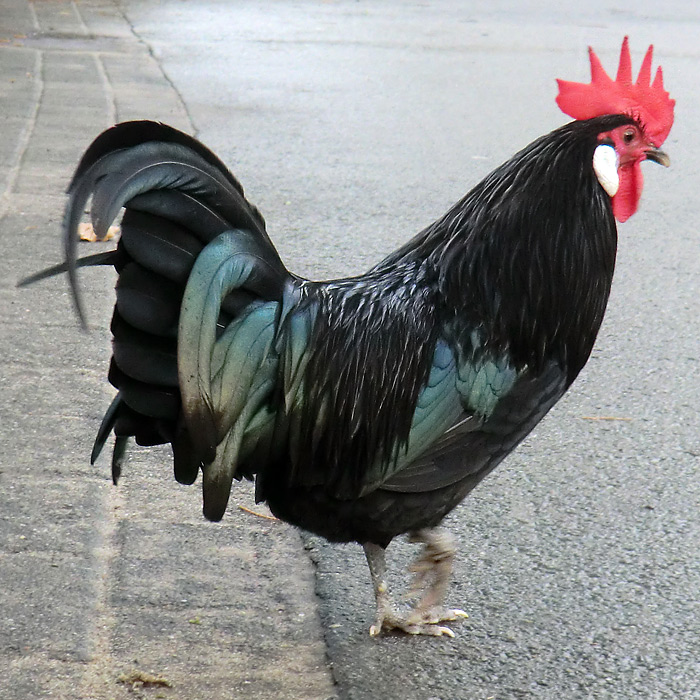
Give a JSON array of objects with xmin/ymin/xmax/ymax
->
[{"xmin": 645, "ymin": 147, "xmax": 670, "ymax": 167}]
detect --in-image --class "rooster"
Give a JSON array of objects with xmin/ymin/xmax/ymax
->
[{"xmin": 23, "ymin": 38, "xmax": 674, "ymax": 636}]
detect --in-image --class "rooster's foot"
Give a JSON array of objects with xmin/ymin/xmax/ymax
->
[
  {"xmin": 370, "ymin": 605, "xmax": 466, "ymax": 637},
  {"xmin": 371, "ymin": 615, "xmax": 455, "ymax": 637}
]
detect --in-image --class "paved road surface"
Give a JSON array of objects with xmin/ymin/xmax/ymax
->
[{"xmin": 1, "ymin": 1, "xmax": 698, "ymax": 699}]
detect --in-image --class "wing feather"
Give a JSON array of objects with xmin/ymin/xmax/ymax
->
[{"xmin": 382, "ymin": 359, "xmax": 567, "ymax": 493}]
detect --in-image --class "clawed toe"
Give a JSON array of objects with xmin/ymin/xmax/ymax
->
[
  {"xmin": 371, "ymin": 611, "xmax": 459, "ymax": 638},
  {"xmin": 370, "ymin": 605, "xmax": 468, "ymax": 637},
  {"xmin": 400, "ymin": 622, "xmax": 456, "ymax": 638},
  {"xmin": 408, "ymin": 606, "xmax": 469, "ymax": 625}
]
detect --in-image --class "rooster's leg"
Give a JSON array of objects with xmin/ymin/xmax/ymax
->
[
  {"xmin": 403, "ymin": 528, "xmax": 468, "ymax": 628},
  {"xmin": 363, "ymin": 540, "xmax": 462, "ymax": 637},
  {"xmin": 363, "ymin": 542, "xmax": 397, "ymax": 636}
]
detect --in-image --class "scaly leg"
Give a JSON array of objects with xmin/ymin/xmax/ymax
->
[
  {"xmin": 363, "ymin": 542, "xmax": 400, "ymax": 636},
  {"xmin": 363, "ymin": 531, "xmax": 467, "ymax": 637},
  {"xmin": 403, "ymin": 528, "xmax": 468, "ymax": 627}
]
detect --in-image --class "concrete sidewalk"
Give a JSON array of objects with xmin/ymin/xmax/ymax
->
[{"xmin": 0, "ymin": 2, "xmax": 336, "ymax": 698}]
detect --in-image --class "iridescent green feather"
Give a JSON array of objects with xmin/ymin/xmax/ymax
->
[
  {"xmin": 455, "ymin": 354, "xmax": 518, "ymax": 419},
  {"xmin": 178, "ymin": 229, "xmax": 289, "ymax": 519},
  {"xmin": 359, "ymin": 339, "xmax": 519, "ymax": 493}
]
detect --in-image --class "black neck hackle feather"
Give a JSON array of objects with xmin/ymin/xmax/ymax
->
[{"xmin": 377, "ymin": 114, "xmax": 631, "ymax": 381}]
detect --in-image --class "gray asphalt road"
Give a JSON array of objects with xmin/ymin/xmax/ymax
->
[
  {"xmin": 2, "ymin": 0, "xmax": 697, "ymax": 698},
  {"xmin": 121, "ymin": 2, "xmax": 700, "ymax": 698}
]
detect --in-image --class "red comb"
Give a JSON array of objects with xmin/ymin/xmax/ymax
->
[{"xmin": 556, "ymin": 37, "xmax": 675, "ymax": 146}]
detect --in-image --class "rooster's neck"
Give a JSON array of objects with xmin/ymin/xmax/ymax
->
[{"xmin": 381, "ymin": 117, "xmax": 626, "ymax": 382}]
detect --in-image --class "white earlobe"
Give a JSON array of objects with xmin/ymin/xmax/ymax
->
[{"xmin": 593, "ymin": 144, "xmax": 619, "ymax": 197}]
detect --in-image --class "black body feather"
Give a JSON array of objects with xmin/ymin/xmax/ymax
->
[{"xmin": 30, "ymin": 115, "xmax": 631, "ymax": 548}]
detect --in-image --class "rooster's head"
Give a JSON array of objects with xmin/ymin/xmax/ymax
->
[{"xmin": 555, "ymin": 37, "xmax": 675, "ymax": 222}]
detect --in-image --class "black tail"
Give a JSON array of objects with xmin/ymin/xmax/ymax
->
[{"xmin": 25, "ymin": 121, "xmax": 291, "ymax": 486}]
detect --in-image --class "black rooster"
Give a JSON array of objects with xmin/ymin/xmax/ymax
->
[{"xmin": 24, "ymin": 38, "xmax": 674, "ymax": 636}]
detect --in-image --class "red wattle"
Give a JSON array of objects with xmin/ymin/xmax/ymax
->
[{"xmin": 611, "ymin": 161, "xmax": 643, "ymax": 222}]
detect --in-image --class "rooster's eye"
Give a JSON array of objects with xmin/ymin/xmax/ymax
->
[{"xmin": 623, "ymin": 128, "xmax": 636, "ymax": 144}]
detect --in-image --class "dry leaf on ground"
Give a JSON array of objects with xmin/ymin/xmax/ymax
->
[{"xmin": 78, "ymin": 222, "xmax": 120, "ymax": 241}]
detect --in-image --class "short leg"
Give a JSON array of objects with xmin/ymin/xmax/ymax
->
[
  {"xmin": 404, "ymin": 528, "xmax": 468, "ymax": 626},
  {"xmin": 363, "ymin": 542, "xmax": 395, "ymax": 636}
]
